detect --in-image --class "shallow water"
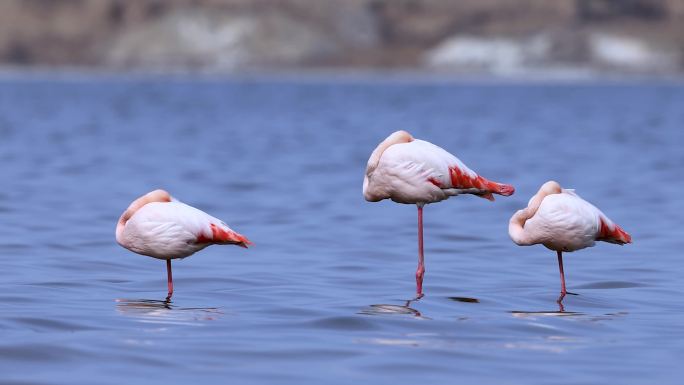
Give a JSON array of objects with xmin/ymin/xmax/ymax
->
[{"xmin": 0, "ymin": 75, "xmax": 682, "ymax": 384}]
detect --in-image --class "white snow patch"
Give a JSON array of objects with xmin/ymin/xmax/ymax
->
[
  {"xmin": 425, "ymin": 35, "xmax": 550, "ymax": 74},
  {"xmin": 589, "ymin": 33, "xmax": 678, "ymax": 70}
]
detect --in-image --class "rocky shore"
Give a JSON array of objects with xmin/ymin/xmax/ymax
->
[{"xmin": 0, "ymin": 0, "xmax": 682, "ymax": 75}]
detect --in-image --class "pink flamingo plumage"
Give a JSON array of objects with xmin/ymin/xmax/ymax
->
[
  {"xmin": 509, "ymin": 181, "xmax": 632, "ymax": 303},
  {"xmin": 116, "ymin": 189, "xmax": 252, "ymax": 301},
  {"xmin": 363, "ymin": 131, "xmax": 515, "ymax": 296}
]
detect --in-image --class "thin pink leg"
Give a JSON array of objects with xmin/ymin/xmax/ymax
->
[
  {"xmin": 166, "ymin": 259, "xmax": 173, "ymax": 301},
  {"xmin": 415, "ymin": 204, "xmax": 425, "ymax": 297},
  {"xmin": 557, "ymin": 251, "xmax": 566, "ymax": 302}
]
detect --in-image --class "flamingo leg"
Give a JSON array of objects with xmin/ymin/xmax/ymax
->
[
  {"xmin": 557, "ymin": 251, "xmax": 566, "ymax": 301},
  {"xmin": 416, "ymin": 203, "xmax": 425, "ymax": 297},
  {"xmin": 166, "ymin": 259, "xmax": 173, "ymax": 302}
]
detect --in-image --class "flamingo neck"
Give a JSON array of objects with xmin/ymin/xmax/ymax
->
[
  {"xmin": 365, "ymin": 130, "xmax": 413, "ymax": 175},
  {"xmin": 116, "ymin": 189, "xmax": 172, "ymax": 244},
  {"xmin": 508, "ymin": 209, "xmax": 533, "ymax": 245},
  {"xmin": 508, "ymin": 181, "xmax": 563, "ymax": 246}
]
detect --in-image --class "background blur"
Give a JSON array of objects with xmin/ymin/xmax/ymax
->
[{"xmin": 1, "ymin": 0, "xmax": 683, "ymax": 77}]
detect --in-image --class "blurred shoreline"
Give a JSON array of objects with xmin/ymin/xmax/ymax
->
[
  {"xmin": 1, "ymin": 0, "xmax": 682, "ymax": 77},
  {"xmin": 2, "ymin": 66, "xmax": 684, "ymax": 85}
]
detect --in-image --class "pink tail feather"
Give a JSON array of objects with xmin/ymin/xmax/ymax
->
[
  {"xmin": 495, "ymin": 183, "xmax": 515, "ymax": 196},
  {"xmin": 598, "ymin": 219, "xmax": 632, "ymax": 245},
  {"xmin": 210, "ymin": 224, "xmax": 253, "ymax": 248},
  {"xmin": 449, "ymin": 166, "xmax": 515, "ymax": 201}
]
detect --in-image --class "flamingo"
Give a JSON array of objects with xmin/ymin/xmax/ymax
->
[
  {"xmin": 363, "ymin": 130, "xmax": 515, "ymax": 296},
  {"xmin": 509, "ymin": 181, "xmax": 631, "ymax": 303},
  {"xmin": 116, "ymin": 189, "xmax": 252, "ymax": 301}
]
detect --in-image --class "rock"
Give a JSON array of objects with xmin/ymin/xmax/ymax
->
[
  {"xmin": 105, "ymin": 10, "xmax": 342, "ymax": 71},
  {"xmin": 424, "ymin": 35, "xmax": 551, "ymax": 74},
  {"xmin": 0, "ymin": 0, "xmax": 682, "ymax": 74},
  {"xmin": 588, "ymin": 33, "xmax": 680, "ymax": 72}
]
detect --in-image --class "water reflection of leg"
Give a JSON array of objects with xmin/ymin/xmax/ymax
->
[
  {"xmin": 405, "ymin": 297, "xmax": 421, "ymax": 309},
  {"xmin": 360, "ymin": 297, "xmax": 425, "ymax": 318},
  {"xmin": 115, "ymin": 298, "xmax": 223, "ymax": 323},
  {"xmin": 512, "ymin": 295, "xmax": 583, "ymax": 316},
  {"xmin": 115, "ymin": 298, "xmax": 174, "ymax": 311}
]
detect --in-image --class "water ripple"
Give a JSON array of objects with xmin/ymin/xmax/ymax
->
[
  {"xmin": 115, "ymin": 299, "xmax": 225, "ymax": 325},
  {"xmin": 0, "ymin": 78, "xmax": 681, "ymax": 385}
]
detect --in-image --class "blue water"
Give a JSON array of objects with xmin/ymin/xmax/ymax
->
[{"xmin": 0, "ymin": 74, "xmax": 682, "ymax": 384}]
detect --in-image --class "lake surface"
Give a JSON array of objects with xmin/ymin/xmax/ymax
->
[{"xmin": 0, "ymin": 74, "xmax": 682, "ymax": 384}]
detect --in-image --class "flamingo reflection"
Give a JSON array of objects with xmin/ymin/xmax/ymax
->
[
  {"xmin": 360, "ymin": 298, "xmax": 427, "ymax": 319},
  {"xmin": 115, "ymin": 298, "xmax": 224, "ymax": 323}
]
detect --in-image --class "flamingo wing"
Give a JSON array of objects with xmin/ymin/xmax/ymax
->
[
  {"xmin": 558, "ymin": 189, "xmax": 631, "ymax": 245},
  {"xmin": 528, "ymin": 190, "xmax": 631, "ymax": 250},
  {"xmin": 365, "ymin": 139, "xmax": 455, "ymax": 203},
  {"xmin": 375, "ymin": 139, "xmax": 513, "ymax": 202},
  {"xmin": 196, "ymin": 221, "xmax": 253, "ymax": 248},
  {"xmin": 157, "ymin": 202, "xmax": 252, "ymax": 248},
  {"xmin": 596, "ymin": 215, "xmax": 631, "ymax": 244},
  {"xmin": 121, "ymin": 204, "xmax": 202, "ymax": 259},
  {"xmin": 527, "ymin": 193, "xmax": 599, "ymax": 250},
  {"xmin": 120, "ymin": 201, "xmax": 251, "ymax": 259}
]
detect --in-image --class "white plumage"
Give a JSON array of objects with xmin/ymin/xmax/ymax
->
[
  {"xmin": 522, "ymin": 191, "xmax": 606, "ymax": 251},
  {"xmin": 509, "ymin": 181, "xmax": 631, "ymax": 251},
  {"xmin": 116, "ymin": 189, "xmax": 251, "ymax": 300},
  {"xmin": 118, "ymin": 200, "xmax": 245, "ymax": 259},
  {"xmin": 509, "ymin": 181, "xmax": 631, "ymax": 302},
  {"xmin": 364, "ymin": 139, "xmax": 481, "ymax": 204},
  {"xmin": 364, "ymin": 130, "xmax": 515, "ymax": 296}
]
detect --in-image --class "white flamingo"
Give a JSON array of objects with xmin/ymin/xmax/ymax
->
[
  {"xmin": 509, "ymin": 181, "xmax": 631, "ymax": 303},
  {"xmin": 364, "ymin": 130, "xmax": 515, "ymax": 296},
  {"xmin": 116, "ymin": 190, "xmax": 251, "ymax": 300}
]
